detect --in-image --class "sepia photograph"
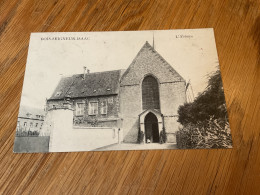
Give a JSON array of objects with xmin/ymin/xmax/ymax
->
[{"xmin": 13, "ymin": 29, "xmax": 232, "ymax": 153}]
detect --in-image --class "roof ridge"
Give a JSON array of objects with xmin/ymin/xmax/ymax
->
[
  {"xmin": 62, "ymin": 69, "xmax": 124, "ymax": 78},
  {"xmin": 120, "ymin": 41, "xmax": 185, "ymax": 83}
]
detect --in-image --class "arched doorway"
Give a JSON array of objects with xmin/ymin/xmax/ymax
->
[
  {"xmin": 142, "ymin": 75, "xmax": 160, "ymax": 110},
  {"xmin": 144, "ymin": 112, "xmax": 159, "ymax": 143}
]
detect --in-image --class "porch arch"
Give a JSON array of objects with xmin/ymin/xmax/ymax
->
[{"xmin": 139, "ymin": 109, "xmax": 164, "ymax": 143}]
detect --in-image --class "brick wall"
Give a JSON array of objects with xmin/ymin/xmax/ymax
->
[
  {"xmin": 120, "ymin": 42, "xmax": 186, "ymax": 143},
  {"xmin": 120, "ymin": 42, "xmax": 185, "ymax": 86},
  {"xmin": 120, "ymin": 85, "xmax": 142, "ymax": 143},
  {"xmin": 47, "ymin": 95, "xmax": 120, "ymax": 128}
]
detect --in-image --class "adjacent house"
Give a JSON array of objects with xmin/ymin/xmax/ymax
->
[
  {"xmin": 16, "ymin": 106, "xmax": 45, "ymax": 134},
  {"xmin": 46, "ymin": 41, "xmax": 187, "ymax": 144},
  {"xmin": 47, "ymin": 69, "xmax": 122, "ymax": 128}
]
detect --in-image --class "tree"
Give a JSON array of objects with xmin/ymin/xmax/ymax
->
[
  {"xmin": 178, "ymin": 69, "xmax": 228, "ymax": 126},
  {"xmin": 176, "ymin": 69, "xmax": 232, "ymax": 149}
]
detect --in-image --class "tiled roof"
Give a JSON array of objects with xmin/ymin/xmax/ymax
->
[{"xmin": 48, "ymin": 70, "xmax": 123, "ymax": 100}]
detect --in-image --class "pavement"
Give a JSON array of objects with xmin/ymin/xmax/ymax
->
[{"xmin": 93, "ymin": 142, "xmax": 177, "ymax": 151}]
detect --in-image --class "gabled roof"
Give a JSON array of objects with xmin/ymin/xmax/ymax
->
[
  {"xmin": 48, "ymin": 70, "xmax": 123, "ymax": 100},
  {"xmin": 120, "ymin": 41, "xmax": 185, "ymax": 85}
]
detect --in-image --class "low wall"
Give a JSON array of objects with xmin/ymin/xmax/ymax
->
[
  {"xmin": 13, "ymin": 136, "xmax": 50, "ymax": 153},
  {"xmin": 48, "ymin": 108, "xmax": 119, "ymax": 152}
]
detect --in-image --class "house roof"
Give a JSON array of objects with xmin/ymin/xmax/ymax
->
[
  {"xmin": 48, "ymin": 70, "xmax": 123, "ymax": 100},
  {"xmin": 18, "ymin": 106, "xmax": 45, "ymax": 119}
]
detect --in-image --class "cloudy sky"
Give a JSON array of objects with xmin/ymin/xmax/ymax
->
[{"xmin": 20, "ymin": 29, "xmax": 219, "ymax": 109}]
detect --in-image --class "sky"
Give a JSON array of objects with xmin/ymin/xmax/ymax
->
[{"xmin": 20, "ymin": 29, "xmax": 219, "ymax": 109}]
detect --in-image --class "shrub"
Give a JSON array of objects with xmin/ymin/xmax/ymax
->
[
  {"xmin": 176, "ymin": 117, "xmax": 232, "ymax": 149},
  {"xmin": 32, "ymin": 131, "xmax": 40, "ymax": 136},
  {"xmin": 159, "ymin": 128, "xmax": 167, "ymax": 144},
  {"xmin": 176, "ymin": 69, "xmax": 232, "ymax": 149},
  {"xmin": 16, "ymin": 130, "xmax": 40, "ymax": 137},
  {"xmin": 137, "ymin": 129, "xmax": 144, "ymax": 144}
]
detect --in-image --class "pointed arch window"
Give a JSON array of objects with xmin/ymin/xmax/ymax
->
[{"xmin": 142, "ymin": 75, "xmax": 160, "ymax": 110}]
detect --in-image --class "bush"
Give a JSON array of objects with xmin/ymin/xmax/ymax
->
[
  {"xmin": 176, "ymin": 123, "xmax": 200, "ymax": 148},
  {"xmin": 137, "ymin": 129, "xmax": 144, "ymax": 144},
  {"xmin": 159, "ymin": 128, "xmax": 167, "ymax": 144},
  {"xmin": 16, "ymin": 130, "xmax": 40, "ymax": 137},
  {"xmin": 176, "ymin": 69, "xmax": 232, "ymax": 149},
  {"xmin": 176, "ymin": 117, "xmax": 232, "ymax": 149}
]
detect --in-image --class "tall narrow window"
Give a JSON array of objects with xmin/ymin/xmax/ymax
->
[
  {"xmin": 76, "ymin": 102, "xmax": 84, "ymax": 116},
  {"xmin": 89, "ymin": 102, "xmax": 98, "ymax": 115},
  {"xmin": 100, "ymin": 100, "xmax": 107, "ymax": 115},
  {"xmin": 142, "ymin": 75, "xmax": 160, "ymax": 110}
]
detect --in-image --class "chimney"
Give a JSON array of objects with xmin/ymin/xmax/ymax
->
[{"xmin": 83, "ymin": 66, "xmax": 87, "ymax": 80}]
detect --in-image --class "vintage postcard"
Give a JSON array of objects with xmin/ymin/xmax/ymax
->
[{"xmin": 14, "ymin": 29, "xmax": 232, "ymax": 153}]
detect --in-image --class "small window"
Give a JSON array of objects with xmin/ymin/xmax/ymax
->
[
  {"xmin": 35, "ymin": 123, "xmax": 38, "ymax": 127},
  {"xmin": 24, "ymin": 122, "xmax": 27, "ymax": 127},
  {"xmin": 100, "ymin": 100, "xmax": 107, "ymax": 115},
  {"xmin": 30, "ymin": 122, "xmax": 33, "ymax": 127},
  {"xmin": 76, "ymin": 102, "xmax": 84, "ymax": 116},
  {"xmin": 89, "ymin": 102, "xmax": 98, "ymax": 115}
]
